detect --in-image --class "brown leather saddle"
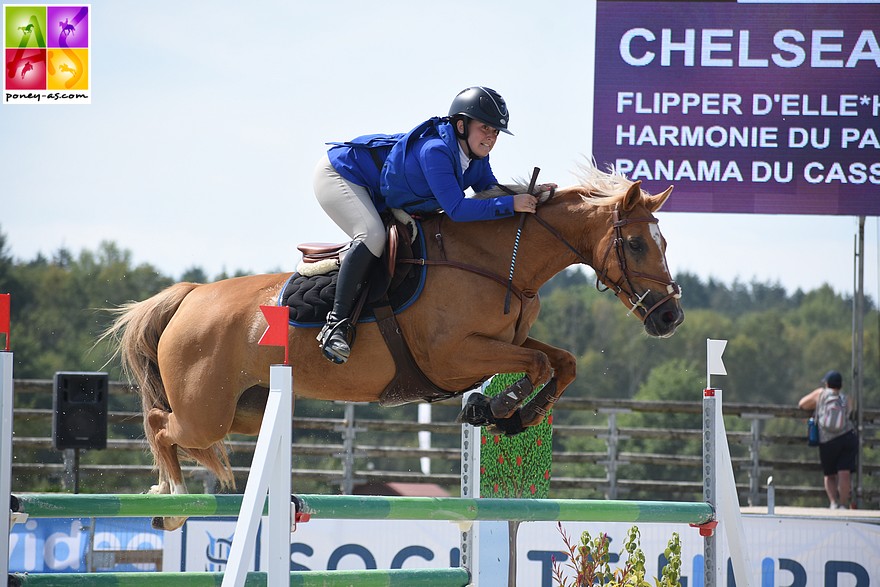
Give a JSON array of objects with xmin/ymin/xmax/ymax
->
[{"xmin": 297, "ymin": 219, "xmax": 407, "ymax": 299}]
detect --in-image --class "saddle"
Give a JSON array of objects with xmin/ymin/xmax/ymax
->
[
  {"xmin": 297, "ymin": 218, "xmax": 409, "ymax": 301},
  {"xmin": 293, "ymin": 218, "xmax": 457, "ymax": 407}
]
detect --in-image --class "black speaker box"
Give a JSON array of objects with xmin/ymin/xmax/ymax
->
[{"xmin": 52, "ymin": 371, "xmax": 108, "ymax": 450}]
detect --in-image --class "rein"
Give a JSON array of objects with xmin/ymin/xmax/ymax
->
[
  {"xmin": 399, "ymin": 256, "xmax": 527, "ymax": 304},
  {"xmin": 531, "ymin": 204, "xmax": 681, "ymax": 322}
]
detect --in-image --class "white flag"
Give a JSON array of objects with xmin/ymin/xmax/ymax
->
[{"xmin": 707, "ymin": 339, "xmax": 727, "ymax": 376}]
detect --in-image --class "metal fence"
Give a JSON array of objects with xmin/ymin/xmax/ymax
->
[{"xmin": 9, "ymin": 379, "xmax": 879, "ymax": 508}]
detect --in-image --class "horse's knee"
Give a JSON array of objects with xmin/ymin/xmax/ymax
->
[
  {"xmin": 554, "ymin": 351, "xmax": 577, "ymax": 386},
  {"xmin": 528, "ymin": 353, "xmax": 554, "ymax": 385}
]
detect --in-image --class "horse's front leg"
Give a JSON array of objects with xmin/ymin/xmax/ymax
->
[
  {"xmin": 517, "ymin": 337, "xmax": 577, "ymax": 427},
  {"xmin": 453, "ymin": 335, "xmax": 555, "ymax": 435}
]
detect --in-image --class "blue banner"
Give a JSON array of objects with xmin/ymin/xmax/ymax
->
[{"xmin": 9, "ymin": 517, "xmax": 163, "ymax": 573}]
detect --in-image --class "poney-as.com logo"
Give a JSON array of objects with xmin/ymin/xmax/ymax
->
[{"xmin": 3, "ymin": 4, "xmax": 90, "ymax": 104}]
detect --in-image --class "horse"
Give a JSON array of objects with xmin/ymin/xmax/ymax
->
[
  {"xmin": 59, "ymin": 18, "xmax": 75, "ymax": 36},
  {"xmin": 59, "ymin": 63, "xmax": 76, "ymax": 76},
  {"xmin": 104, "ymin": 163, "xmax": 683, "ymax": 531}
]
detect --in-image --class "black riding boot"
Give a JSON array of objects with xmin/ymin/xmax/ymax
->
[{"xmin": 317, "ymin": 241, "xmax": 378, "ymax": 364}]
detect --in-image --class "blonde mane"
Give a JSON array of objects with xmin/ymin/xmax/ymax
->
[
  {"xmin": 573, "ymin": 160, "xmax": 637, "ymax": 198},
  {"xmin": 475, "ymin": 160, "xmax": 640, "ymax": 206}
]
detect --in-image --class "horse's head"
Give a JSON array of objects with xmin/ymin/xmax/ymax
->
[
  {"xmin": 582, "ymin": 178, "xmax": 683, "ymax": 338},
  {"xmin": 534, "ymin": 168, "xmax": 683, "ymax": 338},
  {"xmin": 475, "ymin": 167, "xmax": 683, "ymax": 337}
]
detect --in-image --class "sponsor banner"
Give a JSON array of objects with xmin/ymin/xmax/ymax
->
[
  {"xmin": 167, "ymin": 516, "xmax": 879, "ymax": 585},
  {"xmin": 8, "ymin": 517, "xmax": 162, "ymax": 573},
  {"xmin": 592, "ymin": 1, "xmax": 880, "ymax": 215},
  {"xmin": 11, "ymin": 515, "xmax": 878, "ymax": 583},
  {"xmin": 161, "ymin": 518, "xmax": 461, "ymax": 573}
]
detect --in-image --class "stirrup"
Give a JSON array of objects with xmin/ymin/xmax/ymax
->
[{"xmin": 318, "ymin": 319, "xmax": 354, "ymax": 364}]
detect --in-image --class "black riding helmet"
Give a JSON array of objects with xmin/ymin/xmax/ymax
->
[
  {"xmin": 449, "ymin": 86, "xmax": 513, "ymax": 135},
  {"xmin": 449, "ymin": 86, "xmax": 512, "ymax": 160}
]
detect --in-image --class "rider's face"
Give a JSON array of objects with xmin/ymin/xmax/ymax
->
[{"xmin": 458, "ymin": 119, "xmax": 500, "ymax": 158}]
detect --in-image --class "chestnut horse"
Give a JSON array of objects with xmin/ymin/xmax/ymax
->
[{"xmin": 105, "ymin": 165, "xmax": 683, "ymax": 530}]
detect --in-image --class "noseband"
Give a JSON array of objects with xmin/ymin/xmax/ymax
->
[{"xmin": 532, "ymin": 204, "xmax": 682, "ymax": 323}]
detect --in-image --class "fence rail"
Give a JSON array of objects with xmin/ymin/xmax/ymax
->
[{"xmin": 9, "ymin": 379, "xmax": 879, "ymax": 507}]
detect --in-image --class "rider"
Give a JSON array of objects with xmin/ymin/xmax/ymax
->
[{"xmin": 314, "ymin": 86, "xmax": 538, "ymax": 364}]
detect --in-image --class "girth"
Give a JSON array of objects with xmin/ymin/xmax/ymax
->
[{"xmin": 373, "ymin": 302, "xmax": 461, "ymax": 406}]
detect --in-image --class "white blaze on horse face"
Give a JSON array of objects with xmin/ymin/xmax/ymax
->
[{"xmin": 649, "ymin": 224, "xmax": 670, "ymax": 273}]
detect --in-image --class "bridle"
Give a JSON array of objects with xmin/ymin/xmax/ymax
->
[{"xmin": 531, "ymin": 203, "xmax": 682, "ymax": 323}]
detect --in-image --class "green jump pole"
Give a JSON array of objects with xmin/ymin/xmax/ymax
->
[
  {"xmin": 12, "ymin": 493, "xmax": 714, "ymax": 525},
  {"xmin": 11, "ymin": 494, "xmax": 246, "ymax": 518},
  {"xmin": 299, "ymin": 494, "xmax": 714, "ymax": 524},
  {"xmin": 8, "ymin": 568, "xmax": 470, "ymax": 587}
]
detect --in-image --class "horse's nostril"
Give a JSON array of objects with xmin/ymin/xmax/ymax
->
[{"xmin": 662, "ymin": 310, "xmax": 678, "ymax": 325}]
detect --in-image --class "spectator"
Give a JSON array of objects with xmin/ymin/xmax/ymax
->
[{"xmin": 798, "ymin": 370, "xmax": 858, "ymax": 509}]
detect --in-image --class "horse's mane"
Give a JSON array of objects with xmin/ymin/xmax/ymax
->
[{"xmin": 474, "ymin": 160, "xmax": 638, "ymax": 206}]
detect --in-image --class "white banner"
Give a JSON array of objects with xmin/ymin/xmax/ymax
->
[{"xmin": 163, "ymin": 515, "xmax": 879, "ymax": 585}]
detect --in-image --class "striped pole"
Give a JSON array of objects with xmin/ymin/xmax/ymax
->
[
  {"xmin": 9, "ymin": 568, "xmax": 471, "ymax": 587},
  {"xmin": 12, "ymin": 493, "xmax": 714, "ymax": 525}
]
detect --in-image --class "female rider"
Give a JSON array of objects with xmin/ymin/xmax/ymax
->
[{"xmin": 313, "ymin": 86, "xmax": 539, "ymax": 364}]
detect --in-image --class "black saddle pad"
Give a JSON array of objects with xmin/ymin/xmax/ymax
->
[{"xmin": 278, "ymin": 227, "xmax": 426, "ymax": 327}]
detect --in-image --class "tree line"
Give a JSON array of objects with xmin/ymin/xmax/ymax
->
[{"xmin": 1, "ymin": 227, "xmax": 875, "ymax": 410}]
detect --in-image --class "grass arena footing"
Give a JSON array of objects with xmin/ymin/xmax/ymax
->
[
  {"xmin": 11, "ymin": 493, "xmax": 714, "ymax": 525},
  {"xmin": 8, "ymin": 568, "xmax": 471, "ymax": 586}
]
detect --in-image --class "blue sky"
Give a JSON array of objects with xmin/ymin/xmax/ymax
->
[{"xmin": 2, "ymin": 0, "xmax": 877, "ymax": 298}]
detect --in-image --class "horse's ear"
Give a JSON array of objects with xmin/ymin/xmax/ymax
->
[
  {"xmin": 622, "ymin": 181, "xmax": 642, "ymax": 212},
  {"xmin": 646, "ymin": 186, "xmax": 674, "ymax": 213}
]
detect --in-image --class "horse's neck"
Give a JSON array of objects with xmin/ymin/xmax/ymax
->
[{"xmin": 426, "ymin": 209, "xmax": 590, "ymax": 291}]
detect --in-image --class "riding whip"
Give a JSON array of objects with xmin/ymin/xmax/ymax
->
[{"xmin": 504, "ymin": 167, "xmax": 540, "ymax": 314}]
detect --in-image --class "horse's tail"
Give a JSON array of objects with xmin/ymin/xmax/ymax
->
[{"xmin": 103, "ymin": 282, "xmax": 234, "ymax": 489}]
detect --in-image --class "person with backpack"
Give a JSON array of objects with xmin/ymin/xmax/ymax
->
[
  {"xmin": 798, "ymin": 370, "xmax": 858, "ymax": 509},
  {"xmin": 312, "ymin": 86, "xmax": 541, "ymax": 364}
]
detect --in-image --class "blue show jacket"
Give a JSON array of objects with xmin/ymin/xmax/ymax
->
[
  {"xmin": 327, "ymin": 133, "xmax": 403, "ymax": 213},
  {"xmin": 380, "ymin": 118, "xmax": 514, "ymax": 221}
]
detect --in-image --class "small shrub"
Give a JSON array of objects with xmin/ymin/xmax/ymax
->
[{"xmin": 552, "ymin": 523, "xmax": 682, "ymax": 587}]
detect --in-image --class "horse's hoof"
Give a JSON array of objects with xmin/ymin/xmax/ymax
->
[
  {"xmin": 487, "ymin": 411, "xmax": 526, "ymax": 436},
  {"xmin": 456, "ymin": 393, "xmax": 493, "ymax": 427},
  {"xmin": 152, "ymin": 515, "xmax": 188, "ymax": 532}
]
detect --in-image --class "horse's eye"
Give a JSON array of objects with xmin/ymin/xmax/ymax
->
[{"xmin": 627, "ymin": 237, "xmax": 645, "ymax": 253}]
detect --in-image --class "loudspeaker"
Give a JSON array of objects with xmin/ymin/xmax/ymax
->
[{"xmin": 53, "ymin": 371, "xmax": 108, "ymax": 450}]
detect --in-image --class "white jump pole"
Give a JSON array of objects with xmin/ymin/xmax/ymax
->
[
  {"xmin": 2, "ymin": 293, "xmax": 13, "ymax": 583},
  {"xmin": 459, "ymin": 390, "xmax": 479, "ymax": 578},
  {"xmin": 1, "ymin": 350, "xmax": 13, "ymax": 582},
  {"xmin": 705, "ymin": 338, "xmax": 753, "ymax": 587},
  {"xmin": 460, "ymin": 383, "xmax": 508, "ymax": 583},
  {"xmin": 222, "ymin": 306, "xmax": 292, "ymax": 587},
  {"xmin": 460, "ymin": 382, "xmax": 502, "ymax": 583},
  {"xmin": 221, "ymin": 363, "xmax": 292, "ymax": 587}
]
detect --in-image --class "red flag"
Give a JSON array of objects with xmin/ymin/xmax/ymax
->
[
  {"xmin": 0, "ymin": 293, "xmax": 10, "ymax": 351},
  {"xmin": 258, "ymin": 305, "xmax": 289, "ymax": 364}
]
